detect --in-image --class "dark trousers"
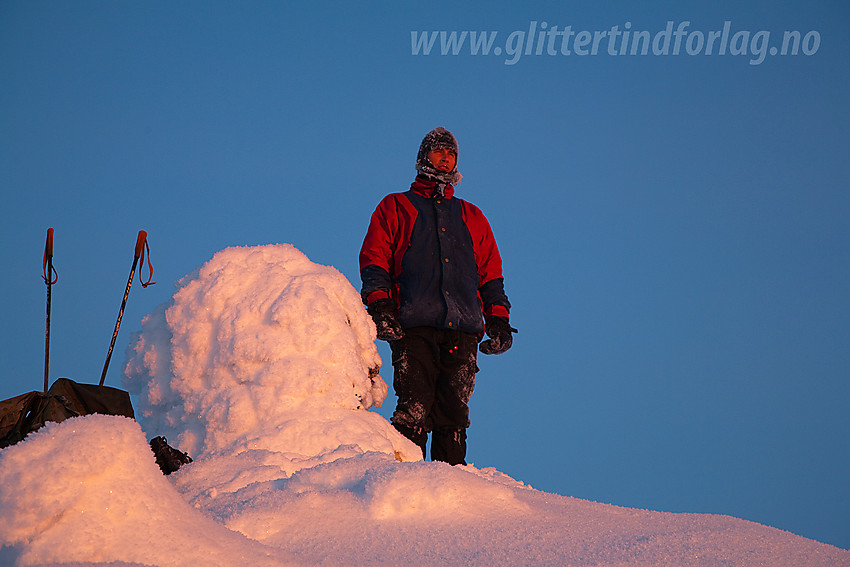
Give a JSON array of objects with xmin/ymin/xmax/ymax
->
[{"xmin": 390, "ymin": 327, "xmax": 479, "ymax": 465}]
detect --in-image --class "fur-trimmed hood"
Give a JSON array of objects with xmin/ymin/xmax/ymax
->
[{"xmin": 415, "ymin": 127, "xmax": 462, "ymax": 187}]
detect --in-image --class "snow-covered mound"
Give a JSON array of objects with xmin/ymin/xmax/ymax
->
[
  {"xmin": 1, "ymin": 244, "xmax": 848, "ymax": 566},
  {"xmin": 0, "ymin": 415, "xmax": 292, "ymax": 566},
  {"xmin": 122, "ymin": 244, "xmax": 420, "ymax": 464}
]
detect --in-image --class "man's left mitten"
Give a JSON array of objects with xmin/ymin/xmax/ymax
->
[{"xmin": 479, "ymin": 316, "xmax": 517, "ymax": 355}]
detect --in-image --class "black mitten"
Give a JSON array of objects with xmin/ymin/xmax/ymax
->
[
  {"xmin": 367, "ymin": 298, "xmax": 404, "ymax": 341},
  {"xmin": 479, "ymin": 316, "xmax": 517, "ymax": 355},
  {"xmin": 149, "ymin": 436, "xmax": 193, "ymax": 475}
]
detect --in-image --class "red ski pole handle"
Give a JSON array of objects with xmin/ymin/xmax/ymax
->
[
  {"xmin": 43, "ymin": 228, "xmax": 58, "ymax": 284},
  {"xmin": 134, "ymin": 230, "xmax": 147, "ymax": 259},
  {"xmin": 45, "ymin": 228, "xmax": 54, "ymax": 257}
]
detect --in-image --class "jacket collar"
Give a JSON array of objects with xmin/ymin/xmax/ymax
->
[{"xmin": 410, "ymin": 176, "xmax": 455, "ymax": 199}]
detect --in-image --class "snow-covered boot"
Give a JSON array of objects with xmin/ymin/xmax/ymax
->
[
  {"xmin": 393, "ymin": 422, "xmax": 427, "ymax": 460},
  {"xmin": 431, "ymin": 428, "xmax": 467, "ymax": 466}
]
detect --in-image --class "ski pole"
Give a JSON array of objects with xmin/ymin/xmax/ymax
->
[
  {"xmin": 42, "ymin": 228, "xmax": 58, "ymax": 392},
  {"xmin": 100, "ymin": 230, "xmax": 150, "ymax": 386}
]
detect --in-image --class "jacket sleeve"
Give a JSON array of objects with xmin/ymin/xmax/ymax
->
[
  {"xmin": 479, "ymin": 277, "xmax": 511, "ymax": 319},
  {"xmin": 461, "ymin": 201, "xmax": 511, "ymax": 320},
  {"xmin": 359, "ymin": 195, "xmax": 398, "ymax": 305}
]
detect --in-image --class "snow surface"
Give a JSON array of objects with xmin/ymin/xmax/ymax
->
[{"xmin": 1, "ymin": 244, "xmax": 848, "ymax": 566}]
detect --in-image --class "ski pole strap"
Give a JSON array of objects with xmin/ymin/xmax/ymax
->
[
  {"xmin": 137, "ymin": 234, "xmax": 156, "ymax": 288},
  {"xmin": 42, "ymin": 228, "xmax": 58, "ymax": 285}
]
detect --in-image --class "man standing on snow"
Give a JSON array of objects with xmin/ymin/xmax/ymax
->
[{"xmin": 359, "ymin": 126, "xmax": 515, "ymax": 465}]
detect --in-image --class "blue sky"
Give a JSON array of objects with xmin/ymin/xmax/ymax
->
[{"xmin": 2, "ymin": 0, "xmax": 848, "ymax": 550}]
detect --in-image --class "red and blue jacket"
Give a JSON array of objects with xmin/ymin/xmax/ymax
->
[{"xmin": 359, "ymin": 177, "xmax": 510, "ymax": 334}]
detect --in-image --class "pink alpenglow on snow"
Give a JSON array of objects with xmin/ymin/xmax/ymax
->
[
  {"xmin": 122, "ymin": 244, "xmax": 418, "ymax": 462},
  {"xmin": 1, "ymin": 244, "xmax": 847, "ymax": 566}
]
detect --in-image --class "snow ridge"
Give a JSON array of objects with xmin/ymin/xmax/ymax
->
[{"xmin": 1, "ymin": 244, "xmax": 847, "ymax": 566}]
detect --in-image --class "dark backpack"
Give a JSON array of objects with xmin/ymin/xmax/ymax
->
[{"xmin": 0, "ymin": 378, "xmax": 135, "ymax": 449}]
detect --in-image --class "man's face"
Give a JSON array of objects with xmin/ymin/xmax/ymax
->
[{"xmin": 428, "ymin": 148, "xmax": 457, "ymax": 173}]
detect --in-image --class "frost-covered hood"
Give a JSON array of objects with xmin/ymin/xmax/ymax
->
[{"xmin": 415, "ymin": 126, "xmax": 462, "ymax": 187}]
